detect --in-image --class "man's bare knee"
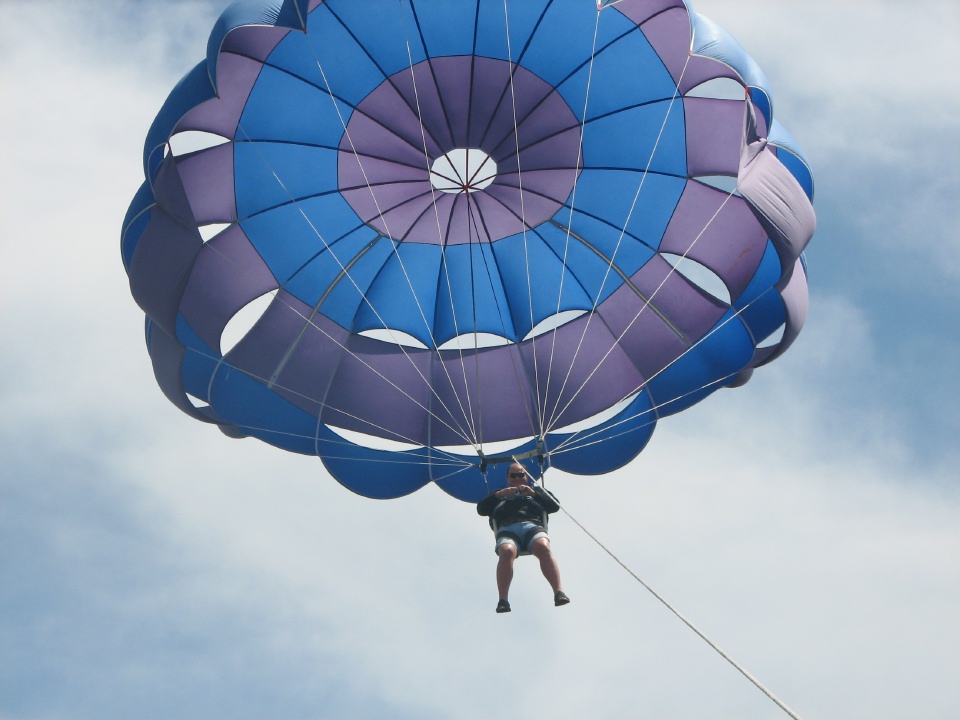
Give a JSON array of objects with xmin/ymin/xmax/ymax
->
[{"xmin": 530, "ymin": 537, "xmax": 552, "ymax": 558}]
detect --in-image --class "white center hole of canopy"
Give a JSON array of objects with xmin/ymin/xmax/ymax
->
[{"xmin": 430, "ymin": 148, "xmax": 497, "ymax": 194}]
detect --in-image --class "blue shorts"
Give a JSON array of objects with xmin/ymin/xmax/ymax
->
[{"xmin": 496, "ymin": 521, "xmax": 548, "ymax": 554}]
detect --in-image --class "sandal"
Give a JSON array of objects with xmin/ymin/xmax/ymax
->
[
  {"xmin": 554, "ymin": 591, "xmax": 570, "ymax": 606},
  {"xmin": 496, "ymin": 599, "xmax": 511, "ymax": 613}
]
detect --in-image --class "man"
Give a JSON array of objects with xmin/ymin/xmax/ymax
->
[{"xmin": 476, "ymin": 462, "xmax": 570, "ymax": 613}]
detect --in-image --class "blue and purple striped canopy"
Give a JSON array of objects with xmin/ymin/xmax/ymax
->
[{"xmin": 121, "ymin": 0, "xmax": 816, "ymax": 501}]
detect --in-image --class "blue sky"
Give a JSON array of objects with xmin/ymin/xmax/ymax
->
[{"xmin": 1, "ymin": 1, "xmax": 958, "ymax": 718}]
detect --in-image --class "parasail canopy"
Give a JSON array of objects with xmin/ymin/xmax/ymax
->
[{"xmin": 121, "ymin": 0, "xmax": 816, "ymax": 501}]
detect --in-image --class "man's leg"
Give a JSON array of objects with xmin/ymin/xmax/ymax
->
[
  {"xmin": 530, "ymin": 537, "xmax": 563, "ymax": 594},
  {"xmin": 496, "ymin": 542, "xmax": 518, "ymax": 600}
]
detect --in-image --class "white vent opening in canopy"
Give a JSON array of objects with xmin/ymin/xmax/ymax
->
[{"xmin": 430, "ymin": 148, "xmax": 497, "ymax": 194}]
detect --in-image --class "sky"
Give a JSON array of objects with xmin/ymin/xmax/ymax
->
[{"xmin": 1, "ymin": 1, "xmax": 958, "ymax": 719}]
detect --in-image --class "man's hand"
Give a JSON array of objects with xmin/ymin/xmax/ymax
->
[{"xmin": 497, "ymin": 484, "xmax": 535, "ymax": 498}]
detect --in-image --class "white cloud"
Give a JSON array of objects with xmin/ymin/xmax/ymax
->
[
  {"xmin": 695, "ymin": 0, "xmax": 960, "ymax": 285},
  {"xmin": 2, "ymin": 2, "xmax": 958, "ymax": 719}
]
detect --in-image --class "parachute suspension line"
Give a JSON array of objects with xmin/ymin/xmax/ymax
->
[
  {"xmin": 262, "ymin": 18, "xmax": 488, "ymax": 448},
  {"xmin": 501, "ymin": 0, "xmax": 546, "ymax": 440},
  {"xmin": 462, "ymin": 0, "xmax": 520, "ymax": 458},
  {"xmin": 181, "ymin": 295, "xmax": 483, "ymax": 470},
  {"xmin": 399, "ymin": 0, "xmax": 551, "ymax": 456},
  {"xmin": 431, "ymin": 0, "xmax": 554, "ymax": 450},
  {"xmin": 549, "ymin": 371, "xmax": 728, "ymax": 456},
  {"xmin": 545, "ymin": 222, "xmax": 750, "ymax": 454},
  {"xmin": 558, "ymin": 506, "xmax": 803, "ymax": 720},
  {"xmin": 224, "ymin": 122, "xmax": 478, "ymax": 449},
  {"xmin": 391, "ymin": 0, "xmax": 551, "ymax": 460},
  {"xmin": 544, "ymin": 181, "xmax": 737, "ymax": 438},
  {"xmin": 267, "ymin": 238, "xmax": 378, "ymax": 389},
  {"xmin": 542, "ymin": 47, "xmax": 693, "ymax": 434},
  {"xmin": 547, "ymin": 49, "xmax": 790, "ymax": 441},
  {"xmin": 218, "ymin": 178, "xmax": 480, "ymax": 450},
  {"xmin": 390, "ymin": 0, "xmax": 545, "ymax": 459},
  {"xmin": 464, "ymin": 4, "xmax": 494, "ymax": 450},
  {"xmin": 540, "ymin": 4, "xmax": 603, "ymax": 435},
  {"xmin": 545, "ymin": 114, "xmax": 746, "ymax": 435},
  {"xmin": 472, "ymin": 229, "xmax": 546, "ymax": 450},
  {"xmin": 187, "ymin": 412, "xmax": 475, "ymax": 470},
  {"xmin": 182, "ymin": 328, "xmax": 477, "ymax": 468},
  {"xmin": 454, "ymin": 184, "xmax": 489, "ymax": 447},
  {"xmin": 397, "ymin": 0, "xmax": 486, "ymax": 450},
  {"xmin": 191, "ymin": 298, "xmax": 480, "ymax": 458},
  {"xmin": 546, "ymin": 282, "xmax": 778, "ymax": 457}
]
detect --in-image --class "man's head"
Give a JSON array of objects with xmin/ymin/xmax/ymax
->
[{"xmin": 506, "ymin": 463, "xmax": 529, "ymax": 487}]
